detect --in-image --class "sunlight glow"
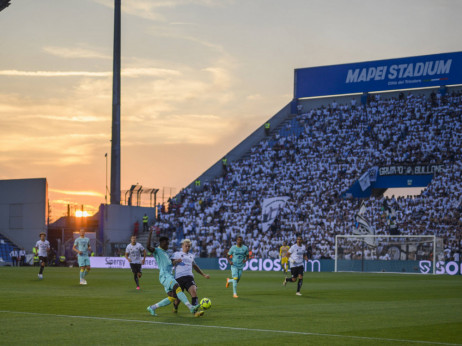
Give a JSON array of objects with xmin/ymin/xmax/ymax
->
[{"xmin": 75, "ymin": 210, "xmax": 90, "ymax": 217}]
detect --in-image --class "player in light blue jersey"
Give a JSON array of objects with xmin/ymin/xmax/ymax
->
[
  {"xmin": 226, "ymin": 235, "xmax": 249, "ymax": 298},
  {"xmin": 72, "ymin": 228, "xmax": 91, "ymax": 285},
  {"xmin": 146, "ymin": 229, "xmax": 203, "ymax": 317}
]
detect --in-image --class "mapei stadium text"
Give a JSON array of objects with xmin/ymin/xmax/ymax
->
[{"xmin": 346, "ymin": 59, "xmax": 451, "ymax": 83}]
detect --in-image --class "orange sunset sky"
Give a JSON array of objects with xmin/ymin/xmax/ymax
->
[{"xmin": 1, "ymin": 0, "xmax": 460, "ymax": 221}]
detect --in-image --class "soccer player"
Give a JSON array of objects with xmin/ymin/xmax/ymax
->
[
  {"xmin": 146, "ymin": 230, "xmax": 203, "ymax": 317},
  {"xmin": 226, "ymin": 235, "xmax": 249, "ymax": 298},
  {"xmin": 35, "ymin": 232, "xmax": 50, "ymax": 279},
  {"xmin": 283, "ymin": 236, "xmax": 308, "ymax": 296},
  {"xmin": 125, "ymin": 235, "xmax": 146, "ymax": 290},
  {"xmin": 72, "ymin": 228, "xmax": 92, "ymax": 285},
  {"xmin": 279, "ymin": 241, "xmax": 290, "ymax": 274},
  {"xmin": 172, "ymin": 238, "xmax": 210, "ymax": 312}
]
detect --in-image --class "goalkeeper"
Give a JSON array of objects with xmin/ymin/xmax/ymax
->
[{"xmin": 279, "ymin": 241, "xmax": 290, "ymax": 274}]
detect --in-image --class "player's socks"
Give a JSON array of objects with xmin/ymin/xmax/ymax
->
[
  {"xmin": 297, "ymin": 279, "xmax": 303, "ymax": 292},
  {"xmin": 39, "ymin": 266, "xmax": 44, "ymax": 274},
  {"xmin": 155, "ymin": 298, "xmax": 172, "ymax": 309},
  {"xmin": 80, "ymin": 269, "xmax": 85, "ymax": 279},
  {"xmin": 134, "ymin": 273, "xmax": 139, "ymax": 286},
  {"xmin": 83, "ymin": 269, "xmax": 90, "ymax": 277},
  {"xmin": 177, "ymin": 291, "xmax": 195, "ymax": 311},
  {"xmin": 285, "ymin": 277, "xmax": 293, "ymax": 283},
  {"xmin": 232, "ymin": 280, "xmax": 237, "ymax": 295},
  {"xmin": 192, "ymin": 297, "xmax": 198, "ymax": 306}
]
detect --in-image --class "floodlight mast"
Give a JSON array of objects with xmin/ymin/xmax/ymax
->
[
  {"xmin": 110, "ymin": 0, "xmax": 121, "ymax": 205},
  {"xmin": 0, "ymin": 0, "xmax": 11, "ymax": 13}
]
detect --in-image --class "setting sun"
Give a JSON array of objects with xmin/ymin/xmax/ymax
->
[{"xmin": 75, "ymin": 210, "xmax": 89, "ymax": 218}]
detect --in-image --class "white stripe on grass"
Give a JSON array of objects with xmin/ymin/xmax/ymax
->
[{"xmin": 1, "ymin": 310, "xmax": 460, "ymax": 346}]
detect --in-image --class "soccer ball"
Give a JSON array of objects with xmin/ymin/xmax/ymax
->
[{"xmin": 200, "ymin": 297, "xmax": 212, "ymax": 310}]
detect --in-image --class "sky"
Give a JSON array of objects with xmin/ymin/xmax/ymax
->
[{"xmin": 0, "ymin": 0, "xmax": 461, "ymax": 221}]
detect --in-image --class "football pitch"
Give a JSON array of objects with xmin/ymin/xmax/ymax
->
[{"xmin": 1, "ymin": 267, "xmax": 461, "ymax": 345}]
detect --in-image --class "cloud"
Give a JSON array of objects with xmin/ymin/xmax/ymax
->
[
  {"xmin": 43, "ymin": 46, "xmax": 111, "ymax": 60},
  {"xmin": 246, "ymin": 93, "xmax": 263, "ymax": 101},
  {"xmin": 128, "ymin": 113, "xmax": 233, "ymax": 145},
  {"xmin": 123, "ymin": 67, "xmax": 181, "ymax": 78},
  {"xmin": 93, "ymin": 0, "xmax": 228, "ymax": 21},
  {"xmin": 0, "ymin": 67, "xmax": 180, "ymax": 78},
  {"xmin": 50, "ymin": 189, "xmax": 105, "ymax": 197},
  {"xmin": 0, "ymin": 70, "xmax": 109, "ymax": 77}
]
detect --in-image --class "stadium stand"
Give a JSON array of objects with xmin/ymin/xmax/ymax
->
[
  {"xmin": 144, "ymin": 88, "xmax": 461, "ymax": 263},
  {"xmin": 0, "ymin": 233, "xmax": 18, "ymax": 265}
]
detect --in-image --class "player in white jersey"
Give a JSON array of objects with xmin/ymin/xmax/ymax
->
[
  {"xmin": 125, "ymin": 235, "xmax": 146, "ymax": 290},
  {"xmin": 35, "ymin": 232, "xmax": 50, "ymax": 280},
  {"xmin": 172, "ymin": 239, "xmax": 210, "ymax": 312},
  {"xmin": 283, "ymin": 236, "xmax": 308, "ymax": 296}
]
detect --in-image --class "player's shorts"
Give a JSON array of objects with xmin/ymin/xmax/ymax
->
[
  {"xmin": 176, "ymin": 275, "xmax": 196, "ymax": 291},
  {"xmin": 78, "ymin": 255, "xmax": 91, "ymax": 267},
  {"xmin": 39, "ymin": 256, "xmax": 47, "ymax": 265},
  {"xmin": 280, "ymin": 257, "xmax": 288, "ymax": 265},
  {"xmin": 159, "ymin": 273, "xmax": 178, "ymax": 294},
  {"xmin": 231, "ymin": 266, "xmax": 243, "ymax": 281},
  {"xmin": 290, "ymin": 265, "xmax": 304, "ymax": 278},
  {"xmin": 130, "ymin": 263, "xmax": 142, "ymax": 274}
]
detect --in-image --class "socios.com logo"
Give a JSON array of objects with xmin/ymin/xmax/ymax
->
[
  {"xmin": 218, "ymin": 258, "xmax": 228, "ymax": 270},
  {"xmin": 419, "ymin": 260, "xmax": 462, "ymax": 275},
  {"xmin": 218, "ymin": 258, "xmax": 321, "ymax": 272},
  {"xmin": 419, "ymin": 260, "xmax": 432, "ymax": 274}
]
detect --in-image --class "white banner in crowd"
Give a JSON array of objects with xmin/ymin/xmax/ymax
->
[
  {"xmin": 261, "ymin": 196, "xmax": 290, "ymax": 232},
  {"xmin": 358, "ymin": 171, "xmax": 371, "ymax": 191},
  {"xmin": 353, "ymin": 201, "xmax": 376, "ymax": 247},
  {"xmin": 90, "ymin": 257, "xmax": 159, "ymax": 269}
]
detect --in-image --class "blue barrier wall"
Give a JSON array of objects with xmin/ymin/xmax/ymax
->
[
  {"xmin": 196, "ymin": 258, "xmax": 461, "ymax": 275},
  {"xmin": 90, "ymin": 257, "xmax": 461, "ymax": 275}
]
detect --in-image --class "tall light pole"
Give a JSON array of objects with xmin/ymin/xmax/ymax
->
[
  {"xmin": 0, "ymin": 0, "xmax": 11, "ymax": 12},
  {"xmin": 110, "ymin": 0, "xmax": 121, "ymax": 205},
  {"xmin": 105, "ymin": 153, "xmax": 108, "ymax": 204}
]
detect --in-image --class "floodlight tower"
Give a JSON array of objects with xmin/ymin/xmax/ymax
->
[
  {"xmin": 110, "ymin": 0, "xmax": 121, "ymax": 205},
  {"xmin": 0, "ymin": 0, "xmax": 11, "ymax": 12}
]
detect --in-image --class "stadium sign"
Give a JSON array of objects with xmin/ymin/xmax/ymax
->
[
  {"xmin": 378, "ymin": 164, "xmax": 444, "ymax": 176},
  {"xmin": 419, "ymin": 260, "xmax": 462, "ymax": 275},
  {"xmin": 218, "ymin": 258, "xmax": 322, "ymax": 272},
  {"xmin": 294, "ymin": 51, "xmax": 462, "ymax": 98},
  {"xmin": 90, "ymin": 257, "xmax": 159, "ymax": 269}
]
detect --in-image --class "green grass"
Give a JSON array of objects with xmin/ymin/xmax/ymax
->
[{"xmin": 1, "ymin": 267, "xmax": 461, "ymax": 345}]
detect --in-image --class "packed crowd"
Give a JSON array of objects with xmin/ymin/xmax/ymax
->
[{"xmin": 149, "ymin": 89, "xmax": 462, "ymax": 261}]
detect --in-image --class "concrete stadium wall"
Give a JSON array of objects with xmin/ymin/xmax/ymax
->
[
  {"xmin": 0, "ymin": 178, "xmax": 47, "ymax": 251},
  {"xmin": 98, "ymin": 204, "xmax": 156, "ymax": 247}
]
